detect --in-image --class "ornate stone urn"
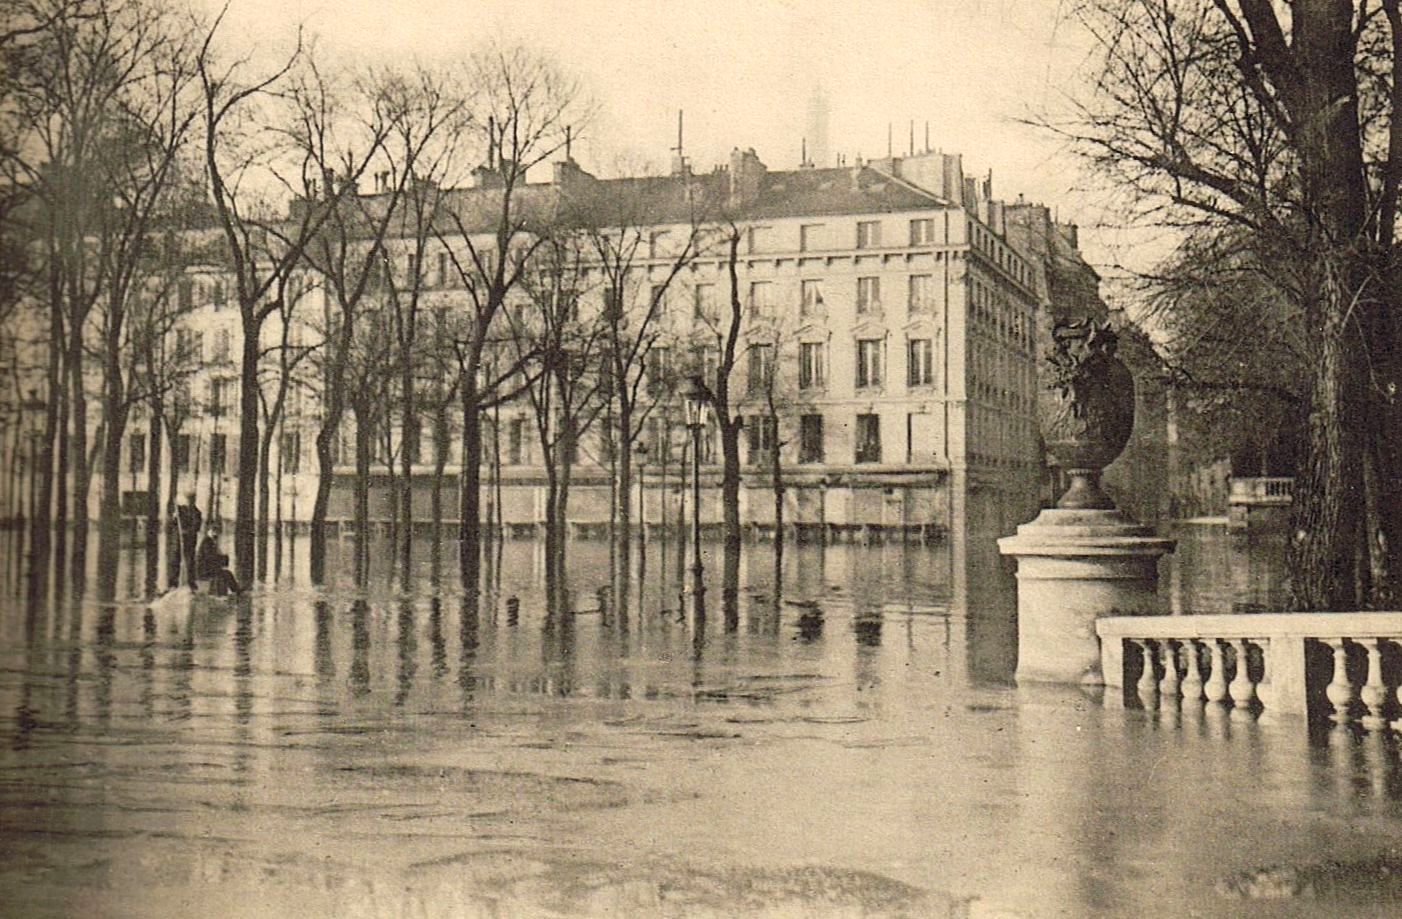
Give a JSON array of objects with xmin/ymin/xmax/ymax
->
[
  {"xmin": 1038, "ymin": 319, "xmax": 1135, "ymax": 509},
  {"xmin": 998, "ymin": 317, "xmax": 1174, "ymax": 686}
]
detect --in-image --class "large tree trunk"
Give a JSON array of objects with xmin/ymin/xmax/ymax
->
[
  {"xmin": 1283, "ymin": 3, "xmax": 1377, "ymax": 609},
  {"xmin": 720, "ymin": 416, "xmax": 742, "ymax": 593},
  {"xmin": 309, "ymin": 369, "xmax": 350, "ymax": 586},
  {"xmin": 29, "ymin": 331, "xmax": 61, "ymax": 603},
  {"xmin": 353, "ymin": 405, "xmax": 371, "ymax": 588},
  {"xmin": 52, "ymin": 363, "xmax": 69, "ymax": 598},
  {"xmin": 256, "ymin": 427, "xmax": 273, "ymax": 583},
  {"xmin": 144, "ymin": 407, "xmax": 162, "ymax": 597},
  {"xmin": 67, "ymin": 323, "xmax": 88, "ymax": 593},
  {"xmin": 399, "ymin": 372, "xmax": 416, "ymax": 581},
  {"xmin": 612, "ymin": 402, "xmax": 632, "ymax": 619},
  {"xmin": 234, "ymin": 316, "xmax": 262, "ymax": 585},
  {"xmin": 310, "ymin": 426, "xmax": 336, "ymax": 585},
  {"xmin": 430, "ymin": 404, "xmax": 449, "ymax": 581},
  {"xmin": 459, "ymin": 379, "xmax": 482, "ymax": 592},
  {"xmin": 95, "ymin": 388, "xmax": 127, "ymax": 602},
  {"xmin": 1288, "ymin": 261, "xmax": 1366, "ymax": 609}
]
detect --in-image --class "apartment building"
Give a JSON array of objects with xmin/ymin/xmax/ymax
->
[{"xmin": 78, "ymin": 143, "xmax": 1074, "ymax": 541}]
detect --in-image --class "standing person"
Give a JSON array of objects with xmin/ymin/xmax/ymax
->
[
  {"xmin": 196, "ymin": 527, "xmax": 242, "ymax": 596},
  {"xmin": 175, "ymin": 491, "xmax": 202, "ymax": 589}
]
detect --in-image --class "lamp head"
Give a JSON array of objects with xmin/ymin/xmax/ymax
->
[{"xmin": 680, "ymin": 374, "xmax": 713, "ymax": 429}]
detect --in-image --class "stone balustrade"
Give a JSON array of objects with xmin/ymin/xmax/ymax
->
[
  {"xmin": 1095, "ymin": 613, "xmax": 1402, "ymax": 726},
  {"xmin": 1227, "ymin": 476, "xmax": 1294, "ymax": 506}
]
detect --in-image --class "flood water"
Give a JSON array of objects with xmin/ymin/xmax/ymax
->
[{"xmin": 3, "ymin": 520, "xmax": 1401, "ymax": 917}]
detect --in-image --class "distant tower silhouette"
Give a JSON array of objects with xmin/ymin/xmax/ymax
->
[{"xmin": 804, "ymin": 85, "xmax": 831, "ymax": 169}]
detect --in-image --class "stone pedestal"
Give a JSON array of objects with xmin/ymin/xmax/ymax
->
[{"xmin": 998, "ymin": 508, "xmax": 1174, "ymax": 685}]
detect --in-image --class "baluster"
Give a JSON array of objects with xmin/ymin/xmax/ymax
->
[
  {"xmin": 1158, "ymin": 640, "xmax": 1180, "ymax": 699},
  {"xmin": 1204, "ymin": 640, "xmax": 1229, "ymax": 703},
  {"xmin": 1229, "ymin": 638, "xmax": 1257, "ymax": 706},
  {"xmin": 1324, "ymin": 638, "xmax": 1356, "ymax": 723},
  {"xmin": 1181, "ymin": 639, "xmax": 1204, "ymax": 702},
  {"xmin": 1393, "ymin": 638, "xmax": 1402, "ymax": 732},
  {"xmin": 1255, "ymin": 638, "xmax": 1273, "ymax": 713},
  {"xmin": 1358, "ymin": 638, "xmax": 1387, "ymax": 731},
  {"xmin": 1135, "ymin": 640, "xmax": 1159, "ymax": 708}
]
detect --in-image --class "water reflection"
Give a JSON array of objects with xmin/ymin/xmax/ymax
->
[{"xmin": 0, "ymin": 519, "xmax": 1398, "ymax": 916}]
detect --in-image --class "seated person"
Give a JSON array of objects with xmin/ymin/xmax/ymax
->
[{"xmin": 196, "ymin": 528, "xmax": 243, "ymax": 597}]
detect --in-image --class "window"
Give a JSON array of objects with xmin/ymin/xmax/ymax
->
[
  {"xmin": 698, "ymin": 420, "xmax": 716, "ymax": 464},
  {"xmin": 406, "ymin": 253, "xmax": 418, "ymax": 283},
  {"xmin": 855, "ymin": 414, "xmax": 881, "ymax": 463},
  {"xmin": 209, "ymin": 378, "xmax": 230, "ymax": 417},
  {"xmin": 799, "ymin": 342, "xmax": 825, "ymax": 390},
  {"xmin": 746, "ymin": 415, "xmax": 776, "ymax": 466},
  {"xmin": 280, "ymin": 431, "xmax": 301, "ymax": 474},
  {"xmin": 856, "ymin": 339, "xmax": 882, "ymax": 388},
  {"xmin": 909, "ymin": 218, "xmax": 935, "ymax": 245},
  {"xmin": 857, "ymin": 277, "xmax": 881, "ymax": 313},
  {"xmin": 856, "ymin": 220, "xmax": 882, "ymax": 249},
  {"xmin": 649, "ymin": 283, "xmax": 669, "ymax": 311},
  {"xmin": 649, "ymin": 231, "xmax": 670, "ymax": 258},
  {"xmin": 799, "ymin": 414, "xmax": 824, "ymax": 463},
  {"xmin": 437, "ymin": 252, "xmax": 450, "ymax": 288},
  {"xmin": 748, "ymin": 281, "xmax": 774, "ymax": 318},
  {"xmin": 212, "ymin": 328, "xmax": 231, "ymax": 363},
  {"xmin": 173, "ymin": 381, "xmax": 192, "ymax": 418},
  {"xmin": 403, "ymin": 419, "xmax": 421, "ymax": 465},
  {"xmin": 210, "ymin": 433, "xmax": 227, "ymax": 475},
  {"xmin": 646, "ymin": 346, "xmax": 671, "ymax": 394},
  {"xmin": 908, "ymin": 338, "xmax": 934, "ymax": 386},
  {"xmin": 694, "ymin": 283, "xmax": 716, "ymax": 320},
  {"xmin": 801, "ymin": 279, "xmax": 824, "ymax": 317},
  {"xmin": 746, "ymin": 226, "xmax": 772, "ymax": 254},
  {"xmin": 507, "ymin": 418, "xmax": 525, "ymax": 465},
  {"xmin": 174, "ymin": 435, "xmax": 191, "ymax": 473},
  {"xmin": 129, "ymin": 433, "xmax": 146, "ymax": 475},
  {"xmin": 211, "ymin": 280, "xmax": 226, "ymax": 308},
  {"xmin": 800, "ymin": 223, "xmax": 826, "ymax": 252},
  {"xmin": 747, "ymin": 343, "xmax": 774, "ymax": 393},
  {"xmin": 176, "ymin": 329, "xmax": 202, "ymax": 363},
  {"xmin": 178, "ymin": 279, "xmax": 194, "ymax": 310},
  {"xmin": 908, "ymin": 274, "xmax": 934, "ymax": 314},
  {"xmin": 646, "ymin": 417, "xmax": 674, "ymax": 464}
]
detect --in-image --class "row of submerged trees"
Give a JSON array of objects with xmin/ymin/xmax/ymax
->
[{"xmin": 0, "ymin": 0, "xmax": 794, "ymax": 608}]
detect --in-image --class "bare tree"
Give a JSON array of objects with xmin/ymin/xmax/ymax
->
[
  {"xmin": 565, "ymin": 171, "xmax": 712, "ymax": 615},
  {"xmin": 196, "ymin": 19, "xmax": 394, "ymax": 585},
  {"xmin": 296, "ymin": 63, "xmax": 470, "ymax": 584},
  {"xmin": 508, "ymin": 232, "xmax": 607, "ymax": 612},
  {"xmin": 435, "ymin": 43, "xmax": 590, "ymax": 592}
]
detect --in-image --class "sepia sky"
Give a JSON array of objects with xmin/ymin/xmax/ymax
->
[{"xmin": 202, "ymin": 0, "xmax": 1158, "ymax": 289}]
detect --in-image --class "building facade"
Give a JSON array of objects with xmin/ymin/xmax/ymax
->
[{"xmin": 24, "ymin": 144, "xmax": 1089, "ymax": 542}]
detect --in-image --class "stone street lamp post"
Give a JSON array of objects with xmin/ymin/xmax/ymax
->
[
  {"xmin": 680, "ymin": 375, "xmax": 713, "ymax": 616},
  {"xmin": 636, "ymin": 441, "xmax": 649, "ymax": 587}
]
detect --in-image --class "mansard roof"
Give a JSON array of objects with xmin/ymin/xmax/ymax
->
[{"xmin": 302, "ymin": 159, "xmax": 957, "ymax": 241}]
